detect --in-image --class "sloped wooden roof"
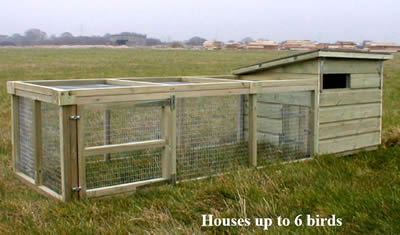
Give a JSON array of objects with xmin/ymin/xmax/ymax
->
[{"xmin": 232, "ymin": 49, "xmax": 393, "ymax": 75}]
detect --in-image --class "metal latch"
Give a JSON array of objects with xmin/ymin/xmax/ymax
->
[
  {"xmin": 70, "ymin": 115, "xmax": 81, "ymax": 120},
  {"xmin": 72, "ymin": 186, "xmax": 82, "ymax": 192}
]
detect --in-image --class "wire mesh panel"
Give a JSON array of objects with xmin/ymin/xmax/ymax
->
[
  {"xmin": 41, "ymin": 102, "xmax": 62, "ymax": 194},
  {"xmin": 81, "ymin": 101, "xmax": 163, "ymax": 189},
  {"xmin": 84, "ymin": 102, "xmax": 162, "ymax": 147},
  {"xmin": 17, "ymin": 97, "xmax": 35, "ymax": 179},
  {"xmin": 254, "ymin": 91, "xmax": 312, "ymax": 165},
  {"xmin": 176, "ymin": 95, "xmax": 248, "ymax": 181},
  {"xmin": 85, "ymin": 149, "xmax": 163, "ymax": 189}
]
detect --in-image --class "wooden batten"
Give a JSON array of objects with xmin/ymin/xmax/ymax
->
[
  {"xmin": 11, "ymin": 96, "xmax": 20, "ymax": 172},
  {"xmin": 319, "ymin": 103, "xmax": 381, "ymax": 123},
  {"xmin": 319, "ymin": 117, "xmax": 380, "ymax": 140},
  {"xmin": 33, "ymin": 101, "xmax": 43, "ymax": 185},
  {"xmin": 77, "ymin": 105, "xmax": 87, "ymax": 199},
  {"xmin": 86, "ymin": 178, "xmax": 168, "ymax": 198},
  {"xmin": 350, "ymin": 74, "xmax": 380, "ymax": 88},
  {"xmin": 84, "ymin": 139, "xmax": 166, "ymax": 156},
  {"xmin": 168, "ymin": 97, "xmax": 177, "ymax": 184},
  {"xmin": 319, "ymin": 89, "xmax": 381, "ymax": 107},
  {"xmin": 319, "ymin": 132, "xmax": 380, "ymax": 154},
  {"xmin": 248, "ymin": 94, "xmax": 257, "ymax": 167},
  {"xmin": 60, "ymin": 106, "xmax": 74, "ymax": 202},
  {"xmin": 323, "ymin": 59, "xmax": 381, "ymax": 74}
]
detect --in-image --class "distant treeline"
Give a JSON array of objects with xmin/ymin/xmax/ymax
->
[{"xmin": 0, "ymin": 29, "xmax": 208, "ymax": 47}]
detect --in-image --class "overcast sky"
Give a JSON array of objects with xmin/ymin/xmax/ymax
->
[{"xmin": 1, "ymin": 0, "xmax": 399, "ymax": 43}]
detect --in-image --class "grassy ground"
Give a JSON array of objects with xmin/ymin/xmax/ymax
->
[{"xmin": 0, "ymin": 49, "xmax": 399, "ymax": 234}]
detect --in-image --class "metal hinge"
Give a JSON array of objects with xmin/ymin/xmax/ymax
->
[
  {"xmin": 72, "ymin": 186, "xmax": 82, "ymax": 192},
  {"xmin": 70, "ymin": 115, "xmax": 81, "ymax": 120}
]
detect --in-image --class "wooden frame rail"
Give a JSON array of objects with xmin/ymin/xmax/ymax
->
[{"xmin": 84, "ymin": 139, "xmax": 166, "ymax": 156}]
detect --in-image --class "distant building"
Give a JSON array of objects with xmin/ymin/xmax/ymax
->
[
  {"xmin": 281, "ymin": 40, "xmax": 317, "ymax": 51},
  {"xmin": 364, "ymin": 42, "xmax": 400, "ymax": 53},
  {"xmin": 316, "ymin": 41, "xmax": 358, "ymax": 50},
  {"xmin": 109, "ymin": 33, "xmax": 146, "ymax": 46},
  {"xmin": 203, "ymin": 41, "xmax": 223, "ymax": 50},
  {"xmin": 336, "ymin": 41, "xmax": 357, "ymax": 50},
  {"xmin": 247, "ymin": 41, "xmax": 279, "ymax": 50},
  {"xmin": 224, "ymin": 42, "xmax": 245, "ymax": 50}
]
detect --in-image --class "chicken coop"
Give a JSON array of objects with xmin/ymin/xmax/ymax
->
[{"xmin": 7, "ymin": 49, "xmax": 392, "ymax": 201}]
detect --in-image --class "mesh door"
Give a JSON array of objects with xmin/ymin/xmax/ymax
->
[{"xmin": 81, "ymin": 101, "xmax": 163, "ymax": 189}]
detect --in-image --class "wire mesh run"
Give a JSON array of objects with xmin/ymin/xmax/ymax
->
[
  {"xmin": 41, "ymin": 102, "xmax": 62, "ymax": 194},
  {"xmin": 17, "ymin": 97, "xmax": 35, "ymax": 179},
  {"xmin": 82, "ymin": 102, "xmax": 163, "ymax": 189},
  {"xmin": 254, "ymin": 92, "xmax": 312, "ymax": 165},
  {"xmin": 176, "ymin": 95, "xmax": 249, "ymax": 181}
]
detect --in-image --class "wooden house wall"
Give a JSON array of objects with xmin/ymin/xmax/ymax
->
[{"xmin": 318, "ymin": 59, "xmax": 382, "ymax": 154}]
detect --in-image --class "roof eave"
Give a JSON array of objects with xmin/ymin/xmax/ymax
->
[{"xmin": 232, "ymin": 50, "xmax": 393, "ymax": 75}]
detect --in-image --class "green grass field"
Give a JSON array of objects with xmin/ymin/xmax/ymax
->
[{"xmin": 0, "ymin": 48, "xmax": 399, "ymax": 234}]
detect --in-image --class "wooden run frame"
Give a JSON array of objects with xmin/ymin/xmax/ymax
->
[{"xmin": 8, "ymin": 75, "xmax": 318, "ymax": 201}]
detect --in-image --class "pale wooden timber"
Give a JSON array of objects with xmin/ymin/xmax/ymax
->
[
  {"xmin": 33, "ymin": 100, "xmax": 42, "ymax": 185},
  {"xmin": 319, "ymin": 89, "xmax": 381, "ymax": 106},
  {"xmin": 241, "ymin": 73, "xmax": 319, "ymax": 81},
  {"xmin": 319, "ymin": 132, "xmax": 380, "ymax": 154},
  {"xmin": 168, "ymin": 97, "xmax": 177, "ymax": 184},
  {"xmin": 232, "ymin": 50, "xmax": 391, "ymax": 75},
  {"xmin": 233, "ymin": 51, "xmax": 320, "ymax": 74},
  {"xmin": 60, "ymin": 106, "xmax": 74, "ymax": 202},
  {"xmin": 333, "ymin": 145, "xmax": 378, "ymax": 157},
  {"xmin": 86, "ymin": 178, "xmax": 168, "ymax": 198},
  {"xmin": 248, "ymin": 94, "xmax": 257, "ymax": 167},
  {"xmin": 244, "ymin": 116, "xmax": 282, "ymax": 134},
  {"xmin": 319, "ymin": 117, "xmax": 381, "ymax": 140},
  {"xmin": 105, "ymin": 79, "xmax": 162, "ymax": 86},
  {"xmin": 15, "ymin": 89, "xmax": 56, "ymax": 104},
  {"xmin": 318, "ymin": 51, "xmax": 392, "ymax": 60},
  {"xmin": 257, "ymin": 91, "xmax": 312, "ymax": 106},
  {"xmin": 84, "ymin": 139, "xmax": 166, "ymax": 157},
  {"xmin": 181, "ymin": 77, "xmax": 237, "ymax": 83},
  {"xmin": 11, "ymin": 95, "xmax": 20, "ymax": 172},
  {"xmin": 350, "ymin": 74, "xmax": 380, "ymax": 88},
  {"xmin": 323, "ymin": 59, "xmax": 380, "ymax": 74},
  {"xmin": 69, "ymin": 105, "xmax": 79, "ymax": 200},
  {"xmin": 161, "ymin": 105, "xmax": 170, "ymax": 179},
  {"xmin": 77, "ymin": 105, "xmax": 87, "ymax": 199},
  {"xmin": 379, "ymin": 61, "xmax": 384, "ymax": 144},
  {"xmin": 104, "ymin": 109, "xmax": 111, "ymax": 161},
  {"xmin": 319, "ymin": 103, "xmax": 381, "ymax": 123},
  {"xmin": 11, "ymin": 81, "xmax": 60, "ymax": 95},
  {"xmin": 15, "ymin": 172, "xmax": 63, "ymax": 201}
]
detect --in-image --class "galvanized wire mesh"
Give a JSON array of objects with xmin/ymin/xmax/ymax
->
[
  {"xmin": 82, "ymin": 102, "xmax": 163, "ymax": 189},
  {"xmin": 41, "ymin": 102, "xmax": 62, "ymax": 194},
  {"xmin": 84, "ymin": 102, "xmax": 162, "ymax": 147},
  {"xmin": 176, "ymin": 95, "xmax": 248, "ymax": 181},
  {"xmin": 17, "ymin": 97, "xmax": 35, "ymax": 179},
  {"xmin": 254, "ymin": 92, "xmax": 312, "ymax": 165},
  {"xmin": 86, "ymin": 149, "xmax": 162, "ymax": 189}
]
